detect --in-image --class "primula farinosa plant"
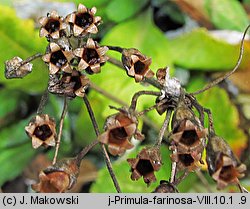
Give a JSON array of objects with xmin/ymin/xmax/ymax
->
[{"xmin": 4, "ymin": 3, "xmax": 250, "ymax": 193}]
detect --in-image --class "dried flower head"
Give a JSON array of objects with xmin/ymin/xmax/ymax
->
[
  {"xmin": 48, "ymin": 70, "xmax": 89, "ymax": 98},
  {"xmin": 98, "ymin": 110, "xmax": 144, "ymax": 156},
  {"xmin": 5, "ymin": 56, "xmax": 32, "ymax": 79},
  {"xmin": 42, "ymin": 42, "xmax": 74, "ymax": 74},
  {"xmin": 39, "ymin": 11, "xmax": 67, "ymax": 39},
  {"xmin": 32, "ymin": 158, "xmax": 79, "ymax": 193},
  {"xmin": 65, "ymin": 4, "xmax": 101, "ymax": 37},
  {"xmin": 25, "ymin": 114, "xmax": 56, "ymax": 149},
  {"xmin": 171, "ymin": 119, "xmax": 206, "ymax": 154},
  {"xmin": 206, "ymin": 134, "xmax": 246, "ymax": 189},
  {"xmin": 127, "ymin": 147, "xmax": 161, "ymax": 185},
  {"xmin": 74, "ymin": 38, "xmax": 109, "ymax": 74},
  {"xmin": 153, "ymin": 180, "xmax": 178, "ymax": 193},
  {"xmin": 122, "ymin": 48, "xmax": 154, "ymax": 82},
  {"xmin": 170, "ymin": 149, "xmax": 203, "ymax": 171}
]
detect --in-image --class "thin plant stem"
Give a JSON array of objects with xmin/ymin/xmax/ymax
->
[
  {"xmin": 195, "ymin": 170, "xmax": 213, "ymax": 193},
  {"xmin": 135, "ymin": 104, "xmax": 158, "ymax": 117},
  {"xmin": 20, "ymin": 53, "xmax": 43, "ymax": 65},
  {"xmin": 108, "ymin": 56, "xmax": 162, "ymax": 89},
  {"xmin": 76, "ymin": 140, "xmax": 99, "ymax": 167},
  {"xmin": 130, "ymin": 90, "xmax": 161, "ymax": 112},
  {"xmin": 155, "ymin": 109, "xmax": 172, "ymax": 148},
  {"xmin": 52, "ymin": 97, "xmax": 68, "ymax": 165},
  {"xmin": 37, "ymin": 88, "xmax": 49, "ymax": 114},
  {"xmin": 83, "ymin": 96, "xmax": 122, "ymax": 193},
  {"xmin": 106, "ymin": 46, "xmax": 124, "ymax": 53},
  {"xmin": 191, "ymin": 24, "xmax": 250, "ymax": 95},
  {"xmin": 237, "ymin": 183, "xmax": 249, "ymax": 193},
  {"xmin": 174, "ymin": 170, "xmax": 190, "ymax": 185},
  {"xmin": 170, "ymin": 147, "xmax": 177, "ymax": 184}
]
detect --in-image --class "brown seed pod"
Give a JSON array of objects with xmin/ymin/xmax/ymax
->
[
  {"xmin": 42, "ymin": 42, "xmax": 74, "ymax": 74},
  {"xmin": 5, "ymin": 56, "xmax": 32, "ymax": 79},
  {"xmin": 170, "ymin": 148, "xmax": 203, "ymax": 171},
  {"xmin": 122, "ymin": 48, "xmax": 154, "ymax": 82},
  {"xmin": 98, "ymin": 109, "xmax": 144, "ymax": 156},
  {"xmin": 206, "ymin": 133, "xmax": 246, "ymax": 189},
  {"xmin": 48, "ymin": 70, "xmax": 89, "ymax": 98},
  {"xmin": 74, "ymin": 38, "xmax": 109, "ymax": 74},
  {"xmin": 32, "ymin": 158, "xmax": 79, "ymax": 193},
  {"xmin": 25, "ymin": 114, "xmax": 57, "ymax": 149},
  {"xmin": 127, "ymin": 147, "xmax": 161, "ymax": 186},
  {"xmin": 171, "ymin": 119, "xmax": 206, "ymax": 154},
  {"xmin": 39, "ymin": 10, "xmax": 67, "ymax": 39},
  {"xmin": 65, "ymin": 4, "xmax": 101, "ymax": 37},
  {"xmin": 153, "ymin": 180, "xmax": 178, "ymax": 193}
]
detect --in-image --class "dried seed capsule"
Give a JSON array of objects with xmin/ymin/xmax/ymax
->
[
  {"xmin": 32, "ymin": 158, "xmax": 79, "ymax": 193},
  {"xmin": 127, "ymin": 147, "xmax": 161, "ymax": 185},
  {"xmin": 5, "ymin": 56, "xmax": 32, "ymax": 79},
  {"xmin": 153, "ymin": 180, "xmax": 178, "ymax": 193},
  {"xmin": 98, "ymin": 109, "xmax": 144, "ymax": 156},
  {"xmin": 74, "ymin": 38, "xmax": 109, "ymax": 74},
  {"xmin": 39, "ymin": 10, "xmax": 67, "ymax": 39},
  {"xmin": 206, "ymin": 133, "xmax": 246, "ymax": 189},
  {"xmin": 48, "ymin": 70, "xmax": 89, "ymax": 98},
  {"xmin": 42, "ymin": 42, "xmax": 74, "ymax": 74},
  {"xmin": 25, "ymin": 114, "xmax": 56, "ymax": 149},
  {"xmin": 65, "ymin": 4, "xmax": 101, "ymax": 37},
  {"xmin": 122, "ymin": 48, "xmax": 154, "ymax": 82}
]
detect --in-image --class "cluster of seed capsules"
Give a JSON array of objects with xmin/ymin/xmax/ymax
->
[{"xmin": 4, "ymin": 3, "xmax": 247, "ymax": 193}]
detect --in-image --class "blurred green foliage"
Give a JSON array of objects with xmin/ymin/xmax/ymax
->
[{"xmin": 0, "ymin": 0, "xmax": 249, "ymax": 192}]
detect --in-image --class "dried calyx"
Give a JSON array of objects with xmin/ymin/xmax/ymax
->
[
  {"xmin": 32, "ymin": 158, "xmax": 79, "ymax": 193},
  {"xmin": 153, "ymin": 180, "xmax": 178, "ymax": 193},
  {"xmin": 170, "ymin": 98, "xmax": 206, "ymax": 172},
  {"xmin": 25, "ymin": 114, "xmax": 57, "ymax": 149},
  {"xmin": 127, "ymin": 147, "xmax": 162, "ymax": 186},
  {"xmin": 5, "ymin": 56, "xmax": 32, "ymax": 79},
  {"xmin": 98, "ymin": 108, "xmax": 144, "ymax": 156},
  {"xmin": 206, "ymin": 132, "xmax": 246, "ymax": 189},
  {"xmin": 121, "ymin": 48, "xmax": 154, "ymax": 82}
]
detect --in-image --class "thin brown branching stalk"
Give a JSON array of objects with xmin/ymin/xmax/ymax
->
[
  {"xmin": 52, "ymin": 96, "xmax": 68, "ymax": 165},
  {"xmin": 173, "ymin": 170, "xmax": 190, "ymax": 185},
  {"xmin": 76, "ymin": 139, "xmax": 99, "ymax": 167},
  {"xmin": 155, "ymin": 109, "xmax": 172, "ymax": 148},
  {"xmin": 20, "ymin": 53, "xmax": 43, "ymax": 65},
  {"xmin": 106, "ymin": 45, "xmax": 124, "ymax": 53},
  {"xmin": 83, "ymin": 96, "xmax": 122, "ymax": 193},
  {"xmin": 191, "ymin": 24, "xmax": 250, "ymax": 95},
  {"xmin": 238, "ymin": 183, "xmax": 249, "ymax": 193},
  {"xmin": 36, "ymin": 88, "xmax": 49, "ymax": 115},
  {"xmin": 135, "ymin": 104, "xmax": 158, "ymax": 117},
  {"xmin": 170, "ymin": 147, "xmax": 177, "ymax": 184},
  {"xmin": 130, "ymin": 90, "xmax": 161, "ymax": 111},
  {"xmin": 195, "ymin": 170, "xmax": 213, "ymax": 193}
]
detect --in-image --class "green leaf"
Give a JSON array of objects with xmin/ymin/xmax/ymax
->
[
  {"xmin": 0, "ymin": 6, "xmax": 48, "ymax": 93},
  {"xmin": 169, "ymin": 28, "xmax": 243, "ymax": 70},
  {"xmin": 0, "ymin": 89, "xmax": 19, "ymax": 118},
  {"xmin": 105, "ymin": 0, "xmax": 149, "ymax": 23},
  {"xmin": 0, "ymin": 118, "xmax": 36, "ymax": 186},
  {"xmin": 186, "ymin": 75, "xmax": 247, "ymax": 154},
  {"xmin": 205, "ymin": 0, "xmax": 249, "ymax": 31},
  {"xmin": 0, "ymin": 142, "xmax": 35, "ymax": 186}
]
